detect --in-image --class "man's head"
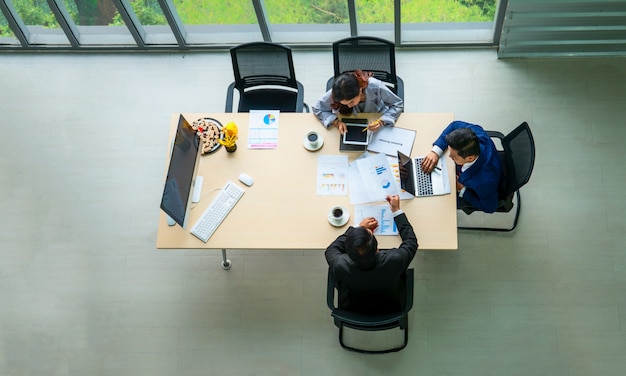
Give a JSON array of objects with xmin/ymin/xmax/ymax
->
[
  {"xmin": 445, "ymin": 128, "xmax": 480, "ymax": 166},
  {"xmin": 346, "ymin": 226, "xmax": 378, "ymax": 269}
]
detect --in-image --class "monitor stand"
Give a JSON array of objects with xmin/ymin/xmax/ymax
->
[
  {"xmin": 166, "ymin": 215, "xmax": 176, "ymax": 226},
  {"xmin": 191, "ymin": 176, "xmax": 203, "ymax": 203}
]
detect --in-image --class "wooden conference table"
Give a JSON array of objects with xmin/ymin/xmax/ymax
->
[{"xmin": 156, "ymin": 112, "xmax": 457, "ymax": 257}]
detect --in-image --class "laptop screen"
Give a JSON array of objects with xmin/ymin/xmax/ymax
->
[{"xmin": 397, "ymin": 151, "xmax": 415, "ymax": 196}]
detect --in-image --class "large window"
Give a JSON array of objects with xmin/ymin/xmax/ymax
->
[
  {"xmin": 401, "ymin": 0, "xmax": 499, "ymax": 44},
  {"xmin": 174, "ymin": 0, "xmax": 261, "ymax": 44},
  {"xmin": 0, "ymin": 0, "xmax": 502, "ymax": 49}
]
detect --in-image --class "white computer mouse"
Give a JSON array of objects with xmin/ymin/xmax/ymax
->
[{"xmin": 238, "ymin": 173, "xmax": 254, "ymax": 187}]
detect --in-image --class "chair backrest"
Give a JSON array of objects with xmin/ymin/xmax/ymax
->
[
  {"xmin": 332, "ymin": 36, "xmax": 399, "ymax": 92},
  {"xmin": 230, "ymin": 42, "xmax": 299, "ymax": 91},
  {"xmin": 502, "ymin": 122, "xmax": 536, "ymax": 198},
  {"xmin": 326, "ymin": 267, "xmax": 414, "ymax": 353}
]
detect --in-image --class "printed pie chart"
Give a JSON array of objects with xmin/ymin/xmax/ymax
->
[{"xmin": 263, "ymin": 114, "xmax": 276, "ymax": 125}]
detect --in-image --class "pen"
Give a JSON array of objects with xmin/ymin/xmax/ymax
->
[
  {"xmin": 364, "ymin": 118, "xmax": 382, "ymax": 131},
  {"xmin": 433, "ymin": 166, "xmax": 441, "ymax": 172}
]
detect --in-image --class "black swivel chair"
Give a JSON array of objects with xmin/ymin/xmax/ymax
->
[
  {"xmin": 325, "ymin": 36, "xmax": 404, "ymax": 101},
  {"xmin": 326, "ymin": 268, "xmax": 414, "ymax": 354},
  {"xmin": 225, "ymin": 42, "xmax": 308, "ymax": 113},
  {"xmin": 458, "ymin": 122, "xmax": 536, "ymax": 231}
]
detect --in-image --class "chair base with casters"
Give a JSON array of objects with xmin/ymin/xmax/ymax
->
[
  {"xmin": 457, "ymin": 190, "xmax": 521, "ymax": 232},
  {"xmin": 456, "ymin": 122, "xmax": 535, "ymax": 232},
  {"xmin": 326, "ymin": 268, "xmax": 414, "ymax": 354}
]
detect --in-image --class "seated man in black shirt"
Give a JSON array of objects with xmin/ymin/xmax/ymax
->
[{"xmin": 325, "ymin": 195, "xmax": 418, "ymax": 314}]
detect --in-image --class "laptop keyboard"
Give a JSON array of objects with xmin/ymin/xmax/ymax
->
[{"xmin": 414, "ymin": 157, "xmax": 434, "ymax": 196}]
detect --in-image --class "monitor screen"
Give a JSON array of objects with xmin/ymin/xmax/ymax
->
[{"xmin": 160, "ymin": 115, "xmax": 200, "ymax": 227}]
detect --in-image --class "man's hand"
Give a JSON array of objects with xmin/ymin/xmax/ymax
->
[
  {"xmin": 359, "ymin": 217, "xmax": 378, "ymax": 231},
  {"xmin": 456, "ymin": 179, "xmax": 464, "ymax": 192},
  {"xmin": 333, "ymin": 119, "xmax": 347, "ymax": 135},
  {"xmin": 386, "ymin": 194, "xmax": 400, "ymax": 212},
  {"xmin": 421, "ymin": 151, "xmax": 439, "ymax": 173}
]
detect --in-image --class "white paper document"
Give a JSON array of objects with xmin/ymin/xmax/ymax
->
[
  {"xmin": 248, "ymin": 110, "xmax": 279, "ymax": 149},
  {"xmin": 349, "ymin": 153, "xmax": 400, "ymax": 204},
  {"xmin": 367, "ymin": 126, "xmax": 416, "ymax": 156},
  {"xmin": 353, "ymin": 204, "xmax": 399, "ymax": 236},
  {"xmin": 316, "ymin": 155, "xmax": 348, "ymax": 195}
]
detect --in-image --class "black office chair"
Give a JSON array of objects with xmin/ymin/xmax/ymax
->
[
  {"xmin": 225, "ymin": 42, "xmax": 308, "ymax": 113},
  {"xmin": 326, "ymin": 268, "xmax": 414, "ymax": 354},
  {"xmin": 325, "ymin": 36, "xmax": 404, "ymax": 101},
  {"xmin": 458, "ymin": 122, "xmax": 536, "ymax": 231}
]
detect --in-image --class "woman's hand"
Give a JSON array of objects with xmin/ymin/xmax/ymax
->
[
  {"xmin": 333, "ymin": 119, "xmax": 347, "ymax": 135},
  {"xmin": 368, "ymin": 119, "xmax": 384, "ymax": 132}
]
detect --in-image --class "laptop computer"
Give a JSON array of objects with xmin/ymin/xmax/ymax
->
[
  {"xmin": 339, "ymin": 118, "xmax": 370, "ymax": 152},
  {"xmin": 397, "ymin": 150, "xmax": 451, "ymax": 197}
]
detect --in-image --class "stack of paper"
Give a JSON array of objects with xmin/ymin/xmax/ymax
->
[{"xmin": 348, "ymin": 153, "xmax": 400, "ymax": 204}]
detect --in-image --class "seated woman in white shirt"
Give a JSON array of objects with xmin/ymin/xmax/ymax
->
[{"xmin": 312, "ymin": 70, "xmax": 403, "ymax": 135}]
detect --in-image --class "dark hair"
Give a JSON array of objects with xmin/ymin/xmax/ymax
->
[
  {"xmin": 346, "ymin": 226, "xmax": 378, "ymax": 269},
  {"xmin": 330, "ymin": 70, "xmax": 373, "ymax": 115},
  {"xmin": 445, "ymin": 128, "xmax": 480, "ymax": 158}
]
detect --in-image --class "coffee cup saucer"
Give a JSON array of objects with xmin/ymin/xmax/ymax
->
[
  {"xmin": 328, "ymin": 206, "xmax": 349, "ymax": 227},
  {"xmin": 303, "ymin": 134, "xmax": 324, "ymax": 151}
]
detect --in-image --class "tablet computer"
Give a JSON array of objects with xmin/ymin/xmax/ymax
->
[{"xmin": 342, "ymin": 119, "xmax": 370, "ymax": 145}]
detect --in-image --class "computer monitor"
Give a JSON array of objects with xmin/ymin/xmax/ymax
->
[{"xmin": 160, "ymin": 114, "xmax": 201, "ymax": 228}]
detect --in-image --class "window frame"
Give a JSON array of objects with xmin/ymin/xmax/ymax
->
[{"xmin": 0, "ymin": 0, "xmax": 507, "ymax": 50}]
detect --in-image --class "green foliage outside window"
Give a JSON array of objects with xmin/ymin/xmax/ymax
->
[
  {"xmin": 111, "ymin": 0, "xmax": 167, "ymax": 26},
  {"xmin": 1, "ymin": 0, "xmax": 59, "ymax": 37},
  {"xmin": 1, "ymin": 0, "xmax": 497, "ymax": 37}
]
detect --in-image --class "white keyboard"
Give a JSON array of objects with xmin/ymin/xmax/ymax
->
[{"xmin": 190, "ymin": 181, "xmax": 245, "ymax": 242}]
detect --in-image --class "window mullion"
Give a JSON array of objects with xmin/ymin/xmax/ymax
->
[
  {"xmin": 46, "ymin": 0, "xmax": 79, "ymax": 47},
  {"xmin": 252, "ymin": 0, "xmax": 271, "ymax": 42},
  {"xmin": 157, "ymin": 0, "xmax": 186, "ymax": 47},
  {"xmin": 1, "ymin": 0, "xmax": 30, "ymax": 46},
  {"xmin": 112, "ymin": 0, "xmax": 147, "ymax": 48}
]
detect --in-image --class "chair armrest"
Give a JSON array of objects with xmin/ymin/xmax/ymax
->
[
  {"xmin": 326, "ymin": 76, "xmax": 334, "ymax": 92},
  {"xmin": 404, "ymin": 269, "xmax": 414, "ymax": 313},
  {"xmin": 225, "ymin": 82, "xmax": 236, "ymax": 112},
  {"xmin": 296, "ymin": 81, "xmax": 305, "ymax": 113},
  {"xmin": 396, "ymin": 76, "xmax": 405, "ymax": 103},
  {"xmin": 486, "ymin": 130, "xmax": 505, "ymax": 139},
  {"xmin": 326, "ymin": 268, "xmax": 336, "ymax": 311},
  {"xmin": 487, "ymin": 131, "xmax": 505, "ymax": 152}
]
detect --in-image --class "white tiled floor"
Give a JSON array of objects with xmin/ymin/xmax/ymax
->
[{"xmin": 1, "ymin": 49, "xmax": 626, "ymax": 375}]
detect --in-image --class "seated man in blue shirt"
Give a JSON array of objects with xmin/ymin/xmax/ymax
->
[
  {"xmin": 325, "ymin": 195, "xmax": 417, "ymax": 314},
  {"xmin": 421, "ymin": 121, "xmax": 504, "ymax": 213}
]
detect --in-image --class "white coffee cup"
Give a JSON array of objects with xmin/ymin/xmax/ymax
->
[
  {"xmin": 306, "ymin": 131, "xmax": 320, "ymax": 148},
  {"xmin": 329, "ymin": 206, "xmax": 344, "ymax": 221}
]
